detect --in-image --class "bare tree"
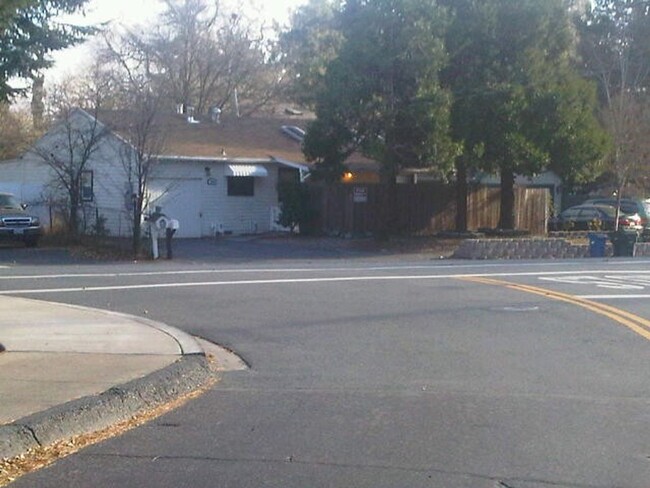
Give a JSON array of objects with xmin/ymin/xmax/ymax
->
[
  {"xmin": 117, "ymin": 97, "xmax": 168, "ymax": 257},
  {"xmin": 33, "ymin": 76, "xmax": 109, "ymax": 235},
  {"xmin": 99, "ymin": 35, "xmax": 170, "ymax": 256},
  {"xmin": 116, "ymin": 0, "xmax": 284, "ymax": 116},
  {"xmin": 0, "ymin": 103, "xmax": 38, "ymax": 159}
]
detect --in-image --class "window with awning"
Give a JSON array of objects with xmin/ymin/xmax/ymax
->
[{"xmin": 225, "ymin": 164, "xmax": 268, "ymax": 177}]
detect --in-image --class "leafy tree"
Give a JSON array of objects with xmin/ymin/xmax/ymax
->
[
  {"xmin": 277, "ymin": 180, "xmax": 314, "ymax": 233},
  {"xmin": 577, "ymin": 0, "xmax": 650, "ymax": 220},
  {"xmin": 303, "ymin": 0, "xmax": 456, "ymax": 187},
  {"xmin": 280, "ymin": 0, "xmax": 343, "ymax": 108},
  {"xmin": 441, "ymin": 0, "xmax": 607, "ymax": 229},
  {"xmin": 0, "ymin": 0, "xmax": 94, "ymax": 101}
]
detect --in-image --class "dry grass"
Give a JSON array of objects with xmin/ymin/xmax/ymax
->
[{"xmin": 0, "ymin": 378, "xmax": 217, "ymax": 486}]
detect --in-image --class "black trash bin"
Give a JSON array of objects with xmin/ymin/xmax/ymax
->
[{"xmin": 609, "ymin": 230, "xmax": 639, "ymax": 257}]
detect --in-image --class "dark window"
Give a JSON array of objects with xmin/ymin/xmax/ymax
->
[
  {"xmin": 227, "ymin": 176, "xmax": 254, "ymax": 196},
  {"xmin": 278, "ymin": 167, "xmax": 300, "ymax": 184},
  {"xmin": 81, "ymin": 170, "xmax": 94, "ymax": 202}
]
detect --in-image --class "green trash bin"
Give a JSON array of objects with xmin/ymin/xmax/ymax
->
[{"xmin": 609, "ymin": 230, "xmax": 639, "ymax": 257}]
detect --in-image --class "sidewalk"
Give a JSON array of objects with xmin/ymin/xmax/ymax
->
[{"xmin": 0, "ymin": 296, "xmax": 215, "ymax": 459}]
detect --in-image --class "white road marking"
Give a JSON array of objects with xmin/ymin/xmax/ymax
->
[
  {"xmin": 577, "ymin": 294, "xmax": 650, "ymax": 300},
  {"xmin": 0, "ymin": 264, "xmax": 650, "ymax": 281},
  {"xmin": 0, "ymin": 262, "xmax": 585, "ymax": 280},
  {"xmin": 540, "ymin": 274, "xmax": 650, "ymax": 290},
  {"xmin": 0, "ymin": 274, "xmax": 508, "ymax": 294},
  {"xmin": 499, "ymin": 306, "xmax": 540, "ymax": 312},
  {"xmin": 540, "ymin": 276, "xmax": 645, "ymax": 290},
  {"xmin": 2, "ymin": 269, "xmax": 650, "ymax": 295}
]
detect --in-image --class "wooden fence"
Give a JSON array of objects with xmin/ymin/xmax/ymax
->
[{"xmin": 307, "ymin": 183, "xmax": 549, "ymax": 236}]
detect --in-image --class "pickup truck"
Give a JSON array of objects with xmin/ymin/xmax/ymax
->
[{"xmin": 0, "ymin": 192, "xmax": 42, "ymax": 247}]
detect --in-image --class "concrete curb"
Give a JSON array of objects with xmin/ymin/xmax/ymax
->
[{"xmin": 0, "ymin": 354, "xmax": 215, "ymax": 460}]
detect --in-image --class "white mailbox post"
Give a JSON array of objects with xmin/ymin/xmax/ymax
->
[
  {"xmin": 149, "ymin": 215, "xmax": 169, "ymax": 260},
  {"xmin": 147, "ymin": 208, "xmax": 180, "ymax": 260}
]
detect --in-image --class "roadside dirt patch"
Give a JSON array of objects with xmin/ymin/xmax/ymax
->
[
  {"xmin": 257, "ymin": 234, "xmax": 461, "ymax": 258},
  {"xmin": 348, "ymin": 236, "xmax": 461, "ymax": 257}
]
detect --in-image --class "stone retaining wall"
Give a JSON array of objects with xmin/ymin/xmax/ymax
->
[{"xmin": 452, "ymin": 238, "xmax": 605, "ymax": 260}]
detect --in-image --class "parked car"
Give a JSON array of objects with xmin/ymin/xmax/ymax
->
[
  {"xmin": 0, "ymin": 193, "xmax": 42, "ymax": 247},
  {"xmin": 549, "ymin": 204, "xmax": 643, "ymax": 232},
  {"xmin": 582, "ymin": 197, "xmax": 650, "ymax": 233}
]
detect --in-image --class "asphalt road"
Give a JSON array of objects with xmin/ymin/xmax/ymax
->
[{"xmin": 2, "ymin": 242, "xmax": 650, "ymax": 488}]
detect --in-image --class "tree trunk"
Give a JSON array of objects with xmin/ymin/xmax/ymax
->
[
  {"xmin": 498, "ymin": 168, "xmax": 515, "ymax": 230},
  {"xmin": 132, "ymin": 194, "xmax": 143, "ymax": 258},
  {"xmin": 31, "ymin": 74, "xmax": 45, "ymax": 131},
  {"xmin": 455, "ymin": 159, "xmax": 468, "ymax": 232},
  {"xmin": 69, "ymin": 189, "xmax": 80, "ymax": 236},
  {"xmin": 133, "ymin": 217, "xmax": 141, "ymax": 257}
]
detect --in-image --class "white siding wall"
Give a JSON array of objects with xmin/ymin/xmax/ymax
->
[
  {"xmin": 81, "ymin": 131, "xmax": 131, "ymax": 236},
  {"xmin": 0, "ymin": 111, "xmax": 136, "ymax": 236},
  {"xmin": 200, "ymin": 162, "xmax": 280, "ymax": 236},
  {"xmin": 1, "ymin": 119, "xmax": 289, "ymax": 238},
  {"xmin": 147, "ymin": 161, "xmax": 203, "ymax": 238},
  {"xmin": 152, "ymin": 160, "xmax": 282, "ymax": 237}
]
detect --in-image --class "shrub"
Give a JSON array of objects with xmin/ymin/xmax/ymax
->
[{"xmin": 277, "ymin": 181, "xmax": 315, "ymax": 234}]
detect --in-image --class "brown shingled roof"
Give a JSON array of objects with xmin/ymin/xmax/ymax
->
[
  {"xmin": 101, "ymin": 109, "xmax": 379, "ymax": 171},
  {"xmin": 158, "ymin": 113, "xmax": 310, "ymax": 161}
]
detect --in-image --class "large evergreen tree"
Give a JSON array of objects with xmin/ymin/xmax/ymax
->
[
  {"xmin": 0, "ymin": 0, "xmax": 94, "ymax": 101},
  {"xmin": 303, "ymin": 0, "xmax": 456, "ymax": 185},
  {"xmin": 441, "ymin": 0, "xmax": 607, "ymax": 229}
]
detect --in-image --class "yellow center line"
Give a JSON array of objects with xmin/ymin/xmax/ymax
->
[{"xmin": 459, "ymin": 276, "xmax": 650, "ymax": 342}]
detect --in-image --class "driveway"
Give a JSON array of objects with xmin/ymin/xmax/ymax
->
[{"xmin": 0, "ymin": 235, "xmax": 459, "ymax": 266}]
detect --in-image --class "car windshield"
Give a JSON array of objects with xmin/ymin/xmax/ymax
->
[{"xmin": 0, "ymin": 194, "xmax": 21, "ymax": 210}]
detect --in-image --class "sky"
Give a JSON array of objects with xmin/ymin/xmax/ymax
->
[{"xmin": 49, "ymin": 0, "xmax": 307, "ymax": 82}]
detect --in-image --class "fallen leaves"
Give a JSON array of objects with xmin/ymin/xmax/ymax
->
[{"xmin": 0, "ymin": 378, "xmax": 216, "ymax": 486}]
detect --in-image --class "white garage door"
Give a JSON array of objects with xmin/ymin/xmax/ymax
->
[{"xmin": 148, "ymin": 178, "xmax": 202, "ymax": 238}]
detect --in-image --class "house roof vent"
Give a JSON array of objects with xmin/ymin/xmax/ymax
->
[{"xmin": 280, "ymin": 125, "xmax": 305, "ymax": 143}]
